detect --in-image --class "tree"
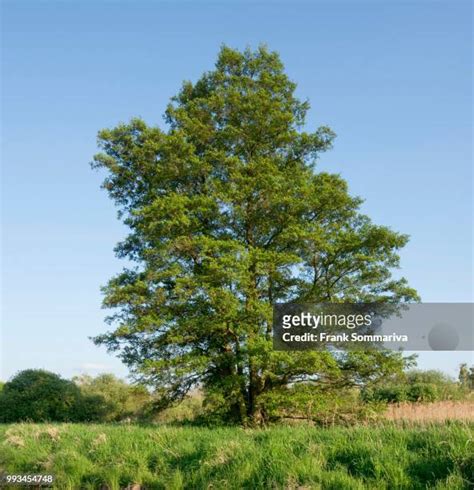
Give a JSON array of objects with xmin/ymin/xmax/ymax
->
[
  {"xmin": 92, "ymin": 46, "xmax": 419, "ymax": 425},
  {"xmin": 0, "ymin": 370, "xmax": 81, "ymax": 422},
  {"xmin": 362, "ymin": 369, "xmax": 466, "ymax": 403},
  {"xmin": 405, "ymin": 369, "xmax": 453, "ymax": 385},
  {"xmin": 73, "ymin": 373, "xmax": 150, "ymax": 421},
  {"xmin": 458, "ymin": 364, "xmax": 474, "ymax": 390}
]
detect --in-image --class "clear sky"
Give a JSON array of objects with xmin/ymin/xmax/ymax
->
[{"xmin": 1, "ymin": 0, "xmax": 472, "ymax": 381}]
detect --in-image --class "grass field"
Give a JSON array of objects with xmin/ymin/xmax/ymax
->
[{"xmin": 0, "ymin": 422, "xmax": 473, "ymax": 489}]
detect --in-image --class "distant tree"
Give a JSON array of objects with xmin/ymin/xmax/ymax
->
[
  {"xmin": 406, "ymin": 383, "xmax": 438, "ymax": 402},
  {"xmin": 92, "ymin": 46, "xmax": 419, "ymax": 425},
  {"xmin": 362, "ymin": 369, "xmax": 464, "ymax": 403},
  {"xmin": 73, "ymin": 373, "xmax": 150, "ymax": 421},
  {"xmin": 0, "ymin": 370, "xmax": 81, "ymax": 422},
  {"xmin": 458, "ymin": 364, "xmax": 474, "ymax": 390},
  {"xmin": 73, "ymin": 391, "xmax": 110, "ymax": 422},
  {"xmin": 0, "ymin": 381, "xmax": 4, "ymax": 392},
  {"xmin": 362, "ymin": 384, "xmax": 408, "ymax": 404}
]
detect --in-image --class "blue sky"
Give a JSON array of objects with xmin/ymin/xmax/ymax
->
[{"xmin": 1, "ymin": 0, "xmax": 472, "ymax": 381}]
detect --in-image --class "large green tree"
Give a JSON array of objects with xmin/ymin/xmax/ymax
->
[{"xmin": 92, "ymin": 46, "xmax": 418, "ymax": 425}]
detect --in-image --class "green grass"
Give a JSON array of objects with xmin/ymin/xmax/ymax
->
[{"xmin": 0, "ymin": 422, "xmax": 472, "ymax": 489}]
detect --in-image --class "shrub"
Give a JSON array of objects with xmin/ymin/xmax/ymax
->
[
  {"xmin": 73, "ymin": 393, "xmax": 110, "ymax": 422},
  {"xmin": 258, "ymin": 385, "xmax": 385, "ymax": 426},
  {"xmin": 363, "ymin": 385, "xmax": 408, "ymax": 403},
  {"xmin": 406, "ymin": 383, "xmax": 438, "ymax": 402},
  {"xmin": 361, "ymin": 369, "xmax": 465, "ymax": 404},
  {"xmin": 73, "ymin": 374, "xmax": 151, "ymax": 421},
  {"xmin": 0, "ymin": 370, "xmax": 153, "ymax": 423},
  {"xmin": 0, "ymin": 370, "xmax": 81, "ymax": 422},
  {"xmin": 405, "ymin": 370, "xmax": 452, "ymax": 385},
  {"xmin": 153, "ymin": 391, "xmax": 204, "ymax": 424}
]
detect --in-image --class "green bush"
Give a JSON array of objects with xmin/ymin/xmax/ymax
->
[
  {"xmin": 0, "ymin": 370, "xmax": 153, "ymax": 423},
  {"xmin": 153, "ymin": 392, "xmax": 204, "ymax": 423},
  {"xmin": 0, "ymin": 370, "xmax": 81, "ymax": 422},
  {"xmin": 73, "ymin": 374, "xmax": 151, "ymax": 421},
  {"xmin": 0, "ymin": 370, "xmax": 154, "ymax": 423},
  {"xmin": 361, "ymin": 369, "xmax": 466, "ymax": 404},
  {"xmin": 256, "ymin": 385, "xmax": 385, "ymax": 426},
  {"xmin": 405, "ymin": 370, "xmax": 452, "ymax": 385},
  {"xmin": 73, "ymin": 393, "xmax": 110, "ymax": 422},
  {"xmin": 406, "ymin": 382, "xmax": 439, "ymax": 402},
  {"xmin": 363, "ymin": 385, "xmax": 407, "ymax": 403}
]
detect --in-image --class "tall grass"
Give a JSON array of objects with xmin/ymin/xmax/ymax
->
[
  {"xmin": 385, "ymin": 401, "xmax": 474, "ymax": 423},
  {"xmin": 0, "ymin": 422, "xmax": 472, "ymax": 489}
]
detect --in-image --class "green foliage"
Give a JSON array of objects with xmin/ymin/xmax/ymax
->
[
  {"xmin": 73, "ymin": 392, "xmax": 110, "ymax": 422},
  {"xmin": 362, "ymin": 385, "xmax": 408, "ymax": 404},
  {"xmin": 458, "ymin": 363, "xmax": 474, "ymax": 390},
  {"xmin": 153, "ymin": 391, "xmax": 204, "ymax": 424},
  {"xmin": 1, "ymin": 423, "xmax": 472, "ymax": 489},
  {"xmin": 0, "ymin": 370, "xmax": 81, "ymax": 422},
  {"xmin": 362, "ymin": 369, "xmax": 466, "ymax": 404},
  {"xmin": 92, "ymin": 45, "xmax": 419, "ymax": 425},
  {"xmin": 73, "ymin": 374, "xmax": 151, "ymax": 421},
  {"xmin": 406, "ymin": 383, "xmax": 438, "ymax": 402},
  {"xmin": 259, "ymin": 384, "xmax": 385, "ymax": 426},
  {"xmin": 0, "ymin": 370, "xmax": 151, "ymax": 423}
]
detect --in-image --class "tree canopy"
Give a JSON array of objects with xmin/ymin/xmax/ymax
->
[
  {"xmin": 73, "ymin": 373, "xmax": 150, "ymax": 421},
  {"xmin": 0, "ymin": 370, "xmax": 152, "ymax": 423},
  {"xmin": 0, "ymin": 370, "xmax": 81, "ymax": 422},
  {"xmin": 92, "ymin": 46, "xmax": 419, "ymax": 424}
]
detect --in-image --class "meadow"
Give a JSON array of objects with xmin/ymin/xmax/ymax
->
[{"xmin": 1, "ymin": 421, "xmax": 473, "ymax": 489}]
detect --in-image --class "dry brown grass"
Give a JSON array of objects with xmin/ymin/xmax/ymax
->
[{"xmin": 384, "ymin": 400, "xmax": 474, "ymax": 422}]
